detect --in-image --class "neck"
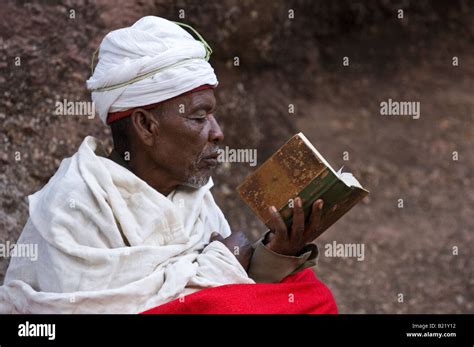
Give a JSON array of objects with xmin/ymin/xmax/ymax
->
[{"xmin": 108, "ymin": 148, "xmax": 178, "ymax": 196}]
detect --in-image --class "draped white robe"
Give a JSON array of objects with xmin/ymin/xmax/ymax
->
[{"xmin": 0, "ymin": 136, "xmax": 253, "ymax": 313}]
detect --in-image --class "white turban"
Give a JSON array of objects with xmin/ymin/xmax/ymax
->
[{"xmin": 86, "ymin": 16, "xmax": 218, "ymax": 125}]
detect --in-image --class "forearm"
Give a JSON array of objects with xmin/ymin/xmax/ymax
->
[{"xmin": 247, "ymin": 231, "xmax": 319, "ymax": 283}]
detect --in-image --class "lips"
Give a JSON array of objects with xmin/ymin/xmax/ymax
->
[
  {"xmin": 202, "ymin": 152, "xmax": 219, "ymax": 167},
  {"xmin": 203, "ymin": 152, "xmax": 219, "ymax": 160}
]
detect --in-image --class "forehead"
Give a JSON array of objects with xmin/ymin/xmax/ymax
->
[{"xmin": 177, "ymin": 89, "xmax": 216, "ymax": 109}]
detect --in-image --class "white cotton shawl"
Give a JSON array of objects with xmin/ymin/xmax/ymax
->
[
  {"xmin": 0, "ymin": 136, "xmax": 253, "ymax": 313},
  {"xmin": 86, "ymin": 16, "xmax": 218, "ymax": 124}
]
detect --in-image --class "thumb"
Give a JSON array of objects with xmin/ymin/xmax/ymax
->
[{"xmin": 210, "ymin": 232, "xmax": 225, "ymax": 243}]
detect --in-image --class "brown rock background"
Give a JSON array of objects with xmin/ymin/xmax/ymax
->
[{"xmin": 1, "ymin": 0, "xmax": 473, "ymax": 313}]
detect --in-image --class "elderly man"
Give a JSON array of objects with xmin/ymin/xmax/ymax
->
[{"xmin": 0, "ymin": 16, "xmax": 336, "ymax": 314}]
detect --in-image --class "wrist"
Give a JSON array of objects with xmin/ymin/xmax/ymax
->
[
  {"xmin": 266, "ymin": 242, "xmax": 302, "ymax": 257},
  {"xmin": 261, "ymin": 230, "xmax": 306, "ymax": 257}
]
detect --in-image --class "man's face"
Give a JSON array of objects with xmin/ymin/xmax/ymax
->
[{"xmin": 148, "ymin": 89, "xmax": 224, "ymax": 189}]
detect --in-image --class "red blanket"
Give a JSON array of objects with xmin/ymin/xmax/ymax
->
[{"xmin": 142, "ymin": 269, "xmax": 337, "ymax": 314}]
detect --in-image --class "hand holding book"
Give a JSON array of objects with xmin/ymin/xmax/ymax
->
[
  {"xmin": 237, "ymin": 133, "xmax": 369, "ymax": 244},
  {"xmin": 265, "ymin": 197, "xmax": 324, "ymax": 256}
]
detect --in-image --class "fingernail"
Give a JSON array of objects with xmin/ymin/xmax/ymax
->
[
  {"xmin": 319, "ymin": 200, "xmax": 324, "ymax": 209},
  {"xmin": 271, "ymin": 206, "xmax": 278, "ymax": 213},
  {"xmin": 296, "ymin": 197, "xmax": 302, "ymax": 208}
]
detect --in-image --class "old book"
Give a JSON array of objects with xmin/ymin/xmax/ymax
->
[{"xmin": 237, "ymin": 133, "xmax": 369, "ymax": 239}]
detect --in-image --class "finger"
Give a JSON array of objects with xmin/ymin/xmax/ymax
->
[
  {"xmin": 268, "ymin": 206, "xmax": 288, "ymax": 241},
  {"xmin": 304, "ymin": 199, "xmax": 324, "ymax": 241},
  {"xmin": 291, "ymin": 197, "xmax": 305, "ymax": 241},
  {"xmin": 210, "ymin": 232, "xmax": 225, "ymax": 243}
]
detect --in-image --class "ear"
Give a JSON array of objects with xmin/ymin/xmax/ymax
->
[{"xmin": 130, "ymin": 109, "xmax": 159, "ymax": 147}]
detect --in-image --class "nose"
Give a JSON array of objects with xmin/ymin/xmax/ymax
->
[{"xmin": 208, "ymin": 115, "xmax": 224, "ymax": 143}]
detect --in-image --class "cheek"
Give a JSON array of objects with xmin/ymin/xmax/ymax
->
[
  {"xmin": 180, "ymin": 120, "xmax": 210, "ymax": 152},
  {"xmin": 158, "ymin": 120, "xmax": 209, "ymax": 165}
]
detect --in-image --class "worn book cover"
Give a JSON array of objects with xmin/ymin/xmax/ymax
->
[{"xmin": 237, "ymin": 133, "xmax": 369, "ymax": 239}]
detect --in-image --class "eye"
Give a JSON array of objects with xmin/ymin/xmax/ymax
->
[
  {"xmin": 191, "ymin": 117, "xmax": 206, "ymax": 123},
  {"xmin": 190, "ymin": 112, "xmax": 207, "ymax": 122}
]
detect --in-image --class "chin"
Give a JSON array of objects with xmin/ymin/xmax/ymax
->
[{"xmin": 181, "ymin": 174, "xmax": 211, "ymax": 189}]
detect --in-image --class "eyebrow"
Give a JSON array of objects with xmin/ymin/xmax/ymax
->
[{"xmin": 189, "ymin": 101, "xmax": 215, "ymax": 114}]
